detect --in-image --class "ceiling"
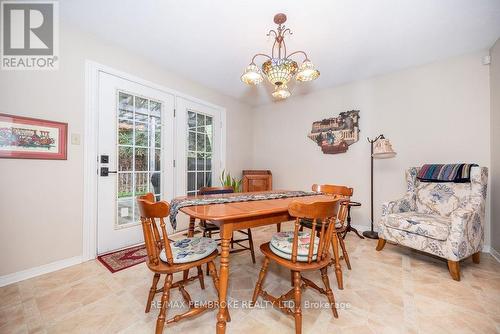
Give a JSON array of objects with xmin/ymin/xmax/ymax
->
[{"xmin": 62, "ymin": 0, "xmax": 500, "ymax": 106}]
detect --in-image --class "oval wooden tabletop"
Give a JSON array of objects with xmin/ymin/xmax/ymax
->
[{"xmin": 178, "ymin": 191, "xmax": 339, "ymax": 221}]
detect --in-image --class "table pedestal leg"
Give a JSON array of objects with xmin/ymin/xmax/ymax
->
[
  {"xmin": 345, "ymin": 225, "xmax": 365, "ymax": 239},
  {"xmin": 343, "ymin": 204, "xmax": 364, "ymax": 239},
  {"xmin": 216, "ymin": 223, "xmax": 232, "ymax": 334}
]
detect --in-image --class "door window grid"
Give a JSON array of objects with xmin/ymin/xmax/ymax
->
[
  {"xmin": 116, "ymin": 91, "xmax": 162, "ymax": 227},
  {"xmin": 187, "ymin": 110, "xmax": 213, "ymax": 195}
]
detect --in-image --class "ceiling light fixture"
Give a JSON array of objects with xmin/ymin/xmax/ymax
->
[{"xmin": 241, "ymin": 13, "xmax": 320, "ymax": 100}]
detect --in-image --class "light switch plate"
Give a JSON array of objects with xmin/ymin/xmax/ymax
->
[{"xmin": 71, "ymin": 133, "xmax": 81, "ymax": 145}]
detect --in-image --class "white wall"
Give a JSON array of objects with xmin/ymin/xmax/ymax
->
[
  {"xmin": 251, "ymin": 52, "xmax": 491, "ymax": 245},
  {"xmin": 491, "ymin": 39, "xmax": 500, "ymax": 253},
  {"xmin": 0, "ymin": 24, "xmax": 253, "ymax": 276}
]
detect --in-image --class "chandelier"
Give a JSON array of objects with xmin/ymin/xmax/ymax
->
[{"xmin": 241, "ymin": 13, "xmax": 320, "ymax": 100}]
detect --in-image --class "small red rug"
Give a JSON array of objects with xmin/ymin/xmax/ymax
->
[{"xmin": 97, "ymin": 245, "xmax": 148, "ymax": 273}]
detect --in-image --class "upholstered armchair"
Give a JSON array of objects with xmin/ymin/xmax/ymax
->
[{"xmin": 376, "ymin": 166, "xmax": 488, "ymax": 281}]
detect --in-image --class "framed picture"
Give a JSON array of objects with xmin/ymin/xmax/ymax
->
[
  {"xmin": 0, "ymin": 113, "xmax": 67, "ymax": 160},
  {"xmin": 308, "ymin": 110, "xmax": 360, "ymax": 154}
]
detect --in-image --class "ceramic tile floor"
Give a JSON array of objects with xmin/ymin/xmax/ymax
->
[{"xmin": 1, "ymin": 225, "xmax": 500, "ymax": 334}]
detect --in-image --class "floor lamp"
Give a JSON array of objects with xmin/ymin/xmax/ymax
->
[{"xmin": 363, "ymin": 135, "xmax": 397, "ymax": 239}]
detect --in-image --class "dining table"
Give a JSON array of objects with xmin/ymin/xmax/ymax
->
[{"xmin": 179, "ymin": 190, "xmax": 343, "ymax": 334}]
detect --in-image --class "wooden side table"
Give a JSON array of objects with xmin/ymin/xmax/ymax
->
[
  {"xmin": 342, "ymin": 201, "xmax": 364, "ymax": 239},
  {"xmin": 242, "ymin": 170, "xmax": 272, "ymax": 192}
]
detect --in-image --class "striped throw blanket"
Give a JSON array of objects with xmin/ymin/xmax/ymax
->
[
  {"xmin": 417, "ymin": 164, "xmax": 478, "ymax": 183},
  {"xmin": 169, "ymin": 190, "xmax": 317, "ymax": 230}
]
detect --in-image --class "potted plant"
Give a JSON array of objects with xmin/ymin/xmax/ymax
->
[{"xmin": 219, "ymin": 170, "xmax": 242, "ymax": 193}]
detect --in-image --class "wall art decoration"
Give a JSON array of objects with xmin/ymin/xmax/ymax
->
[
  {"xmin": 307, "ymin": 110, "xmax": 360, "ymax": 154},
  {"xmin": 0, "ymin": 113, "xmax": 67, "ymax": 159}
]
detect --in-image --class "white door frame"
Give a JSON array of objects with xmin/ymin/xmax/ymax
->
[{"xmin": 83, "ymin": 60, "xmax": 226, "ymax": 261}]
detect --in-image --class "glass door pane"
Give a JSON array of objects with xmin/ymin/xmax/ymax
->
[
  {"xmin": 186, "ymin": 110, "xmax": 213, "ymax": 195},
  {"xmin": 117, "ymin": 91, "xmax": 163, "ymax": 227}
]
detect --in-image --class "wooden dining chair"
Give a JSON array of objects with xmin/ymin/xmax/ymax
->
[
  {"xmin": 300, "ymin": 184, "xmax": 353, "ymax": 289},
  {"xmin": 197, "ymin": 186, "xmax": 256, "ymax": 265},
  {"xmin": 252, "ymin": 199, "xmax": 341, "ymax": 334},
  {"xmin": 137, "ymin": 193, "xmax": 224, "ymax": 334}
]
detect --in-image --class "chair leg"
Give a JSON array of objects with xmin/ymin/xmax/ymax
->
[
  {"xmin": 182, "ymin": 269, "xmax": 189, "ymax": 283},
  {"xmin": 472, "ymin": 252, "xmax": 480, "ymax": 264},
  {"xmin": 197, "ymin": 265, "xmax": 205, "ymax": 290},
  {"xmin": 320, "ymin": 267, "xmax": 338, "ymax": 318},
  {"xmin": 376, "ymin": 238, "xmax": 386, "ymax": 251},
  {"xmin": 146, "ymin": 273, "xmax": 160, "ymax": 313},
  {"xmin": 277, "ymin": 223, "xmax": 281, "ymax": 232},
  {"xmin": 251, "ymin": 257, "xmax": 270, "ymax": 305},
  {"xmin": 330, "ymin": 235, "xmax": 343, "ymax": 290},
  {"xmin": 247, "ymin": 229, "xmax": 256, "ymax": 264},
  {"xmin": 292, "ymin": 271, "xmax": 302, "ymax": 334},
  {"xmin": 155, "ymin": 273, "xmax": 173, "ymax": 334},
  {"xmin": 338, "ymin": 233, "xmax": 351, "ymax": 270},
  {"xmin": 208, "ymin": 261, "xmax": 220, "ymax": 294},
  {"xmin": 447, "ymin": 260, "xmax": 461, "ymax": 281}
]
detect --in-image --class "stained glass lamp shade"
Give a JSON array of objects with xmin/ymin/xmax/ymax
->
[
  {"xmin": 271, "ymin": 84, "xmax": 291, "ymax": 100},
  {"xmin": 262, "ymin": 59, "xmax": 298, "ymax": 86},
  {"xmin": 241, "ymin": 64, "xmax": 264, "ymax": 85},
  {"xmin": 296, "ymin": 61, "xmax": 320, "ymax": 82}
]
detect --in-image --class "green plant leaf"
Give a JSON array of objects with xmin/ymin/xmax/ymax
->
[
  {"xmin": 220, "ymin": 170, "xmax": 225, "ymax": 185},
  {"xmin": 218, "ymin": 170, "xmax": 242, "ymax": 192}
]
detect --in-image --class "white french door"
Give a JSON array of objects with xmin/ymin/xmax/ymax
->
[
  {"xmin": 97, "ymin": 72, "xmax": 174, "ymax": 255},
  {"xmin": 94, "ymin": 69, "xmax": 224, "ymax": 255},
  {"xmin": 173, "ymin": 98, "xmax": 223, "ymax": 231}
]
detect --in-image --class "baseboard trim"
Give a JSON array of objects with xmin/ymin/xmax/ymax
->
[
  {"xmin": 0, "ymin": 256, "xmax": 83, "ymax": 288},
  {"xmin": 490, "ymin": 247, "xmax": 500, "ymax": 263}
]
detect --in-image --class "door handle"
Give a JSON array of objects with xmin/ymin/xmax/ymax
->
[{"xmin": 100, "ymin": 167, "xmax": 118, "ymax": 177}]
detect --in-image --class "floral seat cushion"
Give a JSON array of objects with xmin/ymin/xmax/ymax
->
[
  {"xmin": 384, "ymin": 212, "xmax": 451, "ymax": 241},
  {"xmin": 160, "ymin": 237, "xmax": 217, "ymax": 264},
  {"xmin": 270, "ymin": 231, "xmax": 319, "ymax": 262}
]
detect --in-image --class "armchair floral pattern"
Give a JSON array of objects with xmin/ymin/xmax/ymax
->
[{"xmin": 377, "ymin": 166, "xmax": 488, "ymax": 263}]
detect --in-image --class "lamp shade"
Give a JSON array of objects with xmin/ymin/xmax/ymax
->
[
  {"xmin": 372, "ymin": 138, "xmax": 396, "ymax": 159},
  {"xmin": 262, "ymin": 58, "xmax": 298, "ymax": 86},
  {"xmin": 296, "ymin": 60, "xmax": 320, "ymax": 82},
  {"xmin": 241, "ymin": 64, "xmax": 264, "ymax": 85},
  {"xmin": 271, "ymin": 84, "xmax": 291, "ymax": 100}
]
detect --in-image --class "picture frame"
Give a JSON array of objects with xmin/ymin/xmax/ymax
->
[{"xmin": 0, "ymin": 113, "xmax": 68, "ymax": 160}]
